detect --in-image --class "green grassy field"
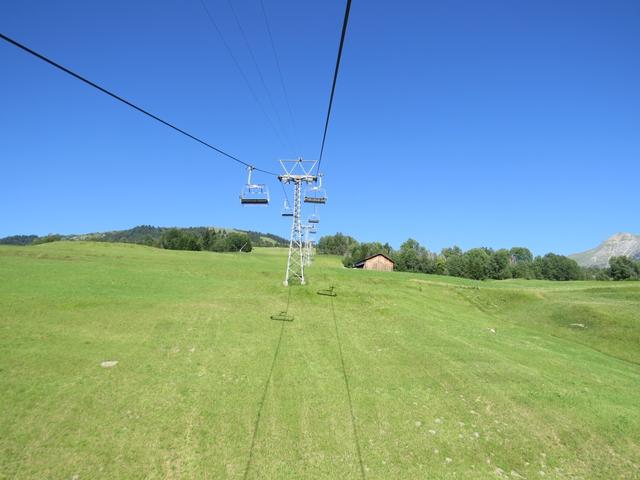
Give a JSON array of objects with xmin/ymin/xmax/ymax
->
[{"xmin": 1, "ymin": 242, "xmax": 639, "ymax": 479}]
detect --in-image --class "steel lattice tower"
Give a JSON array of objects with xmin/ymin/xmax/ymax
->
[
  {"xmin": 284, "ymin": 180, "xmax": 305, "ymax": 285},
  {"xmin": 279, "ymin": 159, "xmax": 318, "ymax": 286}
]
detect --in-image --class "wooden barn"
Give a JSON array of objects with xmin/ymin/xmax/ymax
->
[{"xmin": 353, "ymin": 253, "xmax": 395, "ymax": 272}]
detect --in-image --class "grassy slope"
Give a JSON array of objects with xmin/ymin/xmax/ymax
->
[{"xmin": 0, "ymin": 242, "xmax": 638, "ymax": 479}]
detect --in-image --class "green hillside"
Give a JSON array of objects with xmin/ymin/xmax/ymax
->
[
  {"xmin": 1, "ymin": 242, "xmax": 639, "ymax": 479},
  {"xmin": 0, "ymin": 225, "xmax": 289, "ymax": 248}
]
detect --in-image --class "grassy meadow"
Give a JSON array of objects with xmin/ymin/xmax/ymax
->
[{"xmin": 0, "ymin": 242, "xmax": 639, "ymax": 479}]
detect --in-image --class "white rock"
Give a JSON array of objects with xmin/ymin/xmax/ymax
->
[{"xmin": 100, "ymin": 360, "xmax": 118, "ymax": 368}]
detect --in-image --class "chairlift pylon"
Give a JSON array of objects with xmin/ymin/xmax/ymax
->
[
  {"xmin": 304, "ymin": 174, "xmax": 327, "ymax": 204},
  {"xmin": 240, "ymin": 166, "xmax": 269, "ymax": 205}
]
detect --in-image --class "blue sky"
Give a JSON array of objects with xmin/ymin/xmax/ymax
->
[{"xmin": 1, "ymin": 0, "xmax": 639, "ymax": 255}]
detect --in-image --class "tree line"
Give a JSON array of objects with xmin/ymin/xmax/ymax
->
[
  {"xmin": 158, "ymin": 228, "xmax": 253, "ymax": 253},
  {"xmin": 317, "ymin": 233, "xmax": 639, "ymax": 281},
  {"xmin": 0, "ymin": 225, "xmax": 290, "ymax": 251}
]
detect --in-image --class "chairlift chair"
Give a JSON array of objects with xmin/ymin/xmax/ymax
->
[
  {"xmin": 308, "ymin": 207, "xmax": 320, "ymax": 224},
  {"xmin": 240, "ymin": 167, "xmax": 269, "ymax": 205},
  {"xmin": 281, "ymin": 200, "xmax": 293, "ymax": 217},
  {"xmin": 304, "ymin": 174, "xmax": 327, "ymax": 204}
]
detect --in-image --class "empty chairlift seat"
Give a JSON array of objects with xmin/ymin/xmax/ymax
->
[
  {"xmin": 240, "ymin": 167, "xmax": 269, "ymax": 205},
  {"xmin": 281, "ymin": 200, "xmax": 293, "ymax": 217},
  {"xmin": 304, "ymin": 175, "xmax": 327, "ymax": 204},
  {"xmin": 308, "ymin": 208, "xmax": 320, "ymax": 224},
  {"xmin": 240, "ymin": 186, "xmax": 269, "ymax": 205}
]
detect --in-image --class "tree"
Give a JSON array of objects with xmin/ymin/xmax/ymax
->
[
  {"xmin": 317, "ymin": 233, "xmax": 359, "ymax": 256},
  {"xmin": 535, "ymin": 253, "xmax": 581, "ymax": 281},
  {"xmin": 441, "ymin": 246, "xmax": 463, "ymax": 258},
  {"xmin": 394, "ymin": 239, "xmax": 436, "ymax": 274},
  {"xmin": 509, "ymin": 247, "xmax": 533, "ymax": 264},
  {"xmin": 225, "ymin": 232, "xmax": 252, "ymax": 252},
  {"xmin": 609, "ymin": 256, "xmax": 638, "ymax": 280},
  {"xmin": 463, "ymin": 248, "xmax": 491, "ymax": 280},
  {"xmin": 395, "ymin": 239, "xmax": 421, "ymax": 272},
  {"xmin": 160, "ymin": 228, "xmax": 185, "ymax": 250},
  {"xmin": 507, "ymin": 247, "xmax": 534, "ymax": 279},
  {"xmin": 488, "ymin": 249, "xmax": 512, "ymax": 279},
  {"xmin": 200, "ymin": 229, "xmax": 216, "ymax": 251},
  {"xmin": 160, "ymin": 228, "xmax": 201, "ymax": 251},
  {"xmin": 440, "ymin": 246, "xmax": 464, "ymax": 276},
  {"xmin": 445, "ymin": 254, "xmax": 467, "ymax": 277}
]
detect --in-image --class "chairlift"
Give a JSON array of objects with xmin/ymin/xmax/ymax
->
[
  {"xmin": 304, "ymin": 174, "xmax": 327, "ymax": 204},
  {"xmin": 308, "ymin": 206, "xmax": 320, "ymax": 224},
  {"xmin": 308, "ymin": 226, "xmax": 317, "ymax": 234},
  {"xmin": 281, "ymin": 200, "xmax": 293, "ymax": 217},
  {"xmin": 240, "ymin": 167, "xmax": 269, "ymax": 205}
]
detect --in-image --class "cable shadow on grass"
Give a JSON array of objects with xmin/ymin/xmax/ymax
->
[
  {"xmin": 243, "ymin": 288, "xmax": 291, "ymax": 479},
  {"xmin": 330, "ymin": 296, "xmax": 366, "ymax": 480}
]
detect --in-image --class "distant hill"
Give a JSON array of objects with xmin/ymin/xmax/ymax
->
[
  {"xmin": 0, "ymin": 234, "xmax": 39, "ymax": 246},
  {"xmin": 570, "ymin": 233, "xmax": 640, "ymax": 268},
  {"xmin": 0, "ymin": 225, "xmax": 288, "ymax": 248}
]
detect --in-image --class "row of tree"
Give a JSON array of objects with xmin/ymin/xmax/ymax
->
[
  {"xmin": 317, "ymin": 233, "xmax": 638, "ymax": 281},
  {"xmin": 159, "ymin": 228, "xmax": 252, "ymax": 252}
]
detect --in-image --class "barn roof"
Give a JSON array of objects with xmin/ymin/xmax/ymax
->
[{"xmin": 353, "ymin": 253, "xmax": 395, "ymax": 268}]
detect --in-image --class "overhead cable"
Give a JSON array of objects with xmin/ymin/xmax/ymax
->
[
  {"xmin": 316, "ymin": 0, "xmax": 352, "ymax": 174},
  {"xmin": 0, "ymin": 32, "xmax": 278, "ymax": 176}
]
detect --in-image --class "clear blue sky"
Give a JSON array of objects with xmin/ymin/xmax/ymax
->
[{"xmin": 1, "ymin": 0, "xmax": 639, "ymax": 255}]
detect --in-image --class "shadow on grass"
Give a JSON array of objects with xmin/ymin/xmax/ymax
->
[
  {"xmin": 270, "ymin": 311, "xmax": 294, "ymax": 322},
  {"xmin": 244, "ymin": 289, "xmax": 292, "ymax": 478}
]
